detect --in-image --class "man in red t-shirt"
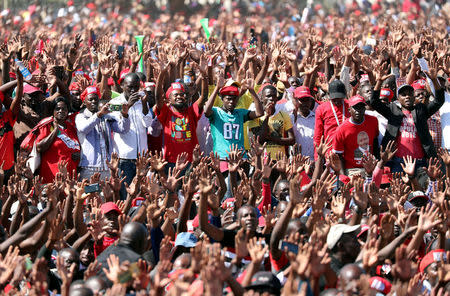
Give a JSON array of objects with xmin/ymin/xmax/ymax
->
[
  {"xmin": 333, "ymin": 95, "xmax": 379, "ymax": 176},
  {"xmin": 314, "ymin": 80, "xmax": 349, "ymax": 159},
  {"xmin": 154, "ymin": 73, "xmax": 208, "ymax": 169}
]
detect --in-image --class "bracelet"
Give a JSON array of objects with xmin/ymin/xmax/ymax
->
[{"xmin": 66, "ymin": 68, "xmax": 74, "ymax": 72}]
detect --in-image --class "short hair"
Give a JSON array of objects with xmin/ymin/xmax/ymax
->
[{"xmin": 52, "ymin": 96, "xmax": 69, "ymax": 111}]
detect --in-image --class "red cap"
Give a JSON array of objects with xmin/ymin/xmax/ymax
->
[
  {"xmin": 357, "ymin": 224, "xmax": 370, "ymax": 238},
  {"xmin": 294, "ymin": 86, "xmax": 313, "ymax": 100},
  {"xmin": 165, "ymin": 82, "xmax": 185, "ymax": 99},
  {"xmin": 219, "ymin": 86, "xmax": 239, "ymax": 96},
  {"xmin": 412, "ymin": 79, "xmax": 426, "ymax": 90},
  {"xmin": 380, "ymin": 88, "xmax": 394, "ymax": 102},
  {"xmin": 370, "ymin": 276, "xmax": 392, "ymax": 294},
  {"xmin": 69, "ymin": 82, "xmax": 80, "ymax": 91},
  {"xmin": 360, "ymin": 74, "xmax": 369, "ymax": 83},
  {"xmin": 23, "ymin": 83, "xmax": 43, "ymax": 94},
  {"xmin": 339, "ymin": 174, "xmax": 350, "ymax": 184},
  {"xmin": 118, "ymin": 69, "xmax": 130, "ymax": 85},
  {"xmin": 348, "ymin": 95, "xmax": 366, "ymax": 107},
  {"xmin": 419, "ymin": 249, "xmax": 446, "ymax": 273},
  {"xmin": 9, "ymin": 72, "xmax": 16, "ymax": 80},
  {"xmin": 80, "ymin": 86, "xmax": 100, "ymax": 102},
  {"xmin": 100, "ymin": 202, "xmax": 122, "ymax": 215}
]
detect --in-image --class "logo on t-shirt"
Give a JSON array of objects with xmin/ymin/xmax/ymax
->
[
  {"xmin": 354, "ymin": 131, "xmax": 370, "ymax": 165},
  {"xmin": 399, "ymin": 113, "xmax": 417, "ymax": 139},
  {"xmin": 171, "ymin": 116, "xmax": 191, "ymax": 142}
]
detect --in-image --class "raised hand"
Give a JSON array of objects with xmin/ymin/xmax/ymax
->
[
  {"xmin": 103, "ymin": 254, "xmax": 129, "ymax": 285},
  {"xmin": 331, "ymin": 194, "xmax": 346, "ymax": 219},
  {"xmin": 198, "ymin": 165, "xmax": 214, "ymax": 195},
  {"xmin": 162, "ymin": 167, "xmax": 182, "ymax": 193},
  {"xmin": 362, "ymin": 153, "xmax": 377, "ymax": 176},
  {"xmin": 380, "ymin": 141, "xmax": 398, "ymax": 164},
  {"xmin": 175, "ymin": 152, "xmax": 189, "ymax": 173},
  {"xmin": 392, "ymin": 245, "xmax": 417, "ymax": 281},
  {"xmin": 417, "ymin": 204, "xmax": 442, "ymax": 233},
  {"xmin": 247, "ymin": 237, "xmax": 268, "ymax": 265},
  {"xmin": 316, "ymin": 136, "xmax": 332, "ymax": 158},
  {"xmin": 226, "ymin": 144, "xmax": 244, "ymax": 173},
  {"xmin": 353, "ymin": 176, "xmax": 368, "ymax": 211},
  {"xmin": 148, "ymin": 150, "xmax": 168, "ymax": 173},
  {"xmin": 0, "ymin": 246, "xmax": 20, "ymax": 286},
  {"xmin": 400, "ymin": 155, "xmax": 416, "ymax": 177},
  {"xmin": 425, "ymin": 157, "xmax": 442, "ymax": 181}
]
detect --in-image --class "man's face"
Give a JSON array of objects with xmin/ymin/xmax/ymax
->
[
  {"xmin": 238, "ymin": 207, "xmax": 257, "ymax": 232},
  {"xmin": 331, "ymin": 97, "xmax": 344, "ymax": 106},
  {"xmin": 80, "ymin": 244, "xmax": 95, "ymax": 266},
  {"xmin": 170, "ymin": 90, "xmax": 188, "ymax": 110},
  {"xmin": 350, "ymin": 103, "xmax": 366, "ymax": 123},
  {"xmin": 398, "ymin": 89, "xmax": 415, "ymax": 110},
  {"xmin": 341, "ymin": 232, "xmax": 361, "ymax": 260},
  {"xmin": 123, "ymin": 78, "xmax": 140, "ymax": 99},
  {"xmin": 288, "ymin": 77, "xmax": 300, "ymax": 88},
  {"xmin": 263, "ymin": 88, "xmax": 277, "ymax": 115},
  {"xmin": 414, "ymin": 89, "xmax": 429, "ymax": 105},
  {"xmin": 59, "ymin": 250, "xmax": 80, "ymax": 274},
  {"xmin": 359, "ymin": 85, "xmax": 373, "ymax": 101},
  {"xmin": 274, "ymin": 181, "xmax": 289, "ymax": 201},
  {"xmin": 102, "ymin": 211, "xmax": 119, "ymax": 235},
  {"xmin": 222, "ymin": 95, "xmax": 239, "ymax": 112},
  {"xmin": 84, "ymin": 94, "xmax": 99, "ymax": 113},
  {"xmin": 297, "ymin": 97, "xmax": 312, "ymax": 114}
]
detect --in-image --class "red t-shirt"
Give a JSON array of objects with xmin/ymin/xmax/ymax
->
[
  {"xmin": 0, "ymin": 107, "xmax": 16, "ymax": 171},
  {"xmin": 35, "ymin": 119, "xmax": 80, "ymax": 183},
  {"xmin": 94, "ymin": 235, "xmax": 118, "ymax": 257},
  {"xmin": 156, "ymin": 103, "xmax": 202, "ymax": 163},
  {"xmin": 314, "ymin": 100, "xmax": 350, "ymax": 157},
  {"xmin": 395, "ymin": 110, "xmax": 425, "ymax": 159},
  {"xmin": 333, "ymin": 115, "xmax": 379, "ymax": 169}
]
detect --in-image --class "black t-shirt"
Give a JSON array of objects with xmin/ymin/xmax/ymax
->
[{"xmin": 221, "ymin": 229, "xmax": 270, "ymax": 248}]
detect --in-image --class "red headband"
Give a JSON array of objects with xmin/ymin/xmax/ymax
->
[
  {"xmin": 80, "ymin": 86, "xmax": 101, "ymax": 102},
  {"xmin": 412, "ymin": 79, "xmax": 426, "ymax": 90},
  {"xmin": 219, "ymin": 86, "xmax": 239, "ymax": 96},
  {"xmin": 380, "ymin": 88, "xmax": 394, "ymax": 102}
]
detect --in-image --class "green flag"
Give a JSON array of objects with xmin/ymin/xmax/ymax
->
[
  {"xmin": 134, "ymin": 35, "xmax": 145, "ymax": 73},
  {"xmin": 200, "ymin": 18, "xmax": 210, "ymax": 42}
]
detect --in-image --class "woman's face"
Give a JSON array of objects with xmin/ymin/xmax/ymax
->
[{"xmin": 54, "ymin": 101, "xmax": 68, "ymax": 122}]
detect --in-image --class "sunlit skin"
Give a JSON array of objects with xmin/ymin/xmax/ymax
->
[
  {"xmin": 53, "ymin": 101, "xmax": 69, "ymax": 126},
  {"xmin": 349, "ymin": 103, "xmax": 366, "ymax": 124},
  {"xmin": 169, "ymin": 89, "xmax": 188, "ymax": 111},
  {"xmin": 398, "ymin": 88, "xmax": 415, "ymax": 110},
  {"xmin": 222, "ymin": 95, "xmax": 239, "ymax": 113}
]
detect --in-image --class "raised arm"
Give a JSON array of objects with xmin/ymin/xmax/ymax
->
[
  {"xmin": 204, "ymin": 70, "xmax": 224, "ymax": 118},
  {"xmin": 198, "ymin": 165, "xmax": 224, "ymax": 242}
]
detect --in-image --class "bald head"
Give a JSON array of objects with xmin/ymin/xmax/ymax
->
[
  {"xmin": 119, "ymin": 222, "xmax": 148, "ymax": 254},
  {"xmin": 122, "ymin": 73, "xmax": 140, "ymax": 99},
  {"xmin": 84, "ymin": 276, "xmax": 107, "ymax": 295},
  {"xmin": 339, "ymin": 264, "xmax": 363, "ymax": 294}
]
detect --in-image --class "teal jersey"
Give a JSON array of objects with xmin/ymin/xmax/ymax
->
[{"xmin": 208, "ymin": 107, "xmax": 250, "ymax": 159}]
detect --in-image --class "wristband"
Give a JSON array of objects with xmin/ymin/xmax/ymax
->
[{"xmin": 66, "ymin": 68, "xmax": 74, "ymax": 72}]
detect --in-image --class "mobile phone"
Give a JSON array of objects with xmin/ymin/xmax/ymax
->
[
  {"xmin": 109, "ymin": 104, "xmax": 122, "ymax": 112},
  {"xmin": 25, "ymin": 257, "xmax": 33, "ymax": 271},
  {"xmin": 117, "ymin": 45, "xmax": 124, "ymax": 59},
  {"xmin": 84, "ymin": 183, "xmax": 100, "ymax": 193},
  {"xmin": 279, "ymin": 241, "xmax": 298, "ymax": 255}
]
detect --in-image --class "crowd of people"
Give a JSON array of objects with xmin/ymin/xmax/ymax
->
[{"xmin": 0, "ymin": 0, "xmax": 449, "ymax": 295}]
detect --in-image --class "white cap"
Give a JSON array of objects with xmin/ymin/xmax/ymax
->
[{"xmin": 327, "ymin": 224, "xmax": 361, "ymax": 250}]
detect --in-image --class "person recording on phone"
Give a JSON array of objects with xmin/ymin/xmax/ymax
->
[
  {"xmin": 108, "ymin": 73, "xmax": 158, "ymax": 199},
  {"xmin": 75, "ymin": 86, "xmax": 130, "ymax": 181}
]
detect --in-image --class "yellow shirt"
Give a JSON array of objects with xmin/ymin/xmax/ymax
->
[
  {"xmin": 208, "ymin": 85, "xmax": 261, "ymax": 150},
  {"xmin": 248, "ymin": 111, "xmax": 293, "ymax": 157}
]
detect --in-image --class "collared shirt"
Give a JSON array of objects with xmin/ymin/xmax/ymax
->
[
  {"xmin": 75, "ymin": 108, "xmax": 130, "ymax": 168},
  {"xmin": 290, "ymin": 111, "xmax": 315, "ymax": 159},
  {"xmin": 109, "ymin": 94, "xmax": 156, "ymax": 159},
  {"xmin": 428, "ymin": 112, "xmax": 442, "ymax": 150}
]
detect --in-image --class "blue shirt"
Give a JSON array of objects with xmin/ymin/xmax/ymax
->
[
  {"xmin": 75, "ymin": 109, "xmax": 130, "ymax": 168},
  {"xmin": 208, "ymin": 107, "xmax": 250, "ymax": 159}
]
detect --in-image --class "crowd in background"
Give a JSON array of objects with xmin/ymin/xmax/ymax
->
[{"xmin": 0, "ymin": 0, "xmax": 450, "ymax": 295}]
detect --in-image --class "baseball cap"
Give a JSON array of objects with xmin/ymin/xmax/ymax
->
[
  {"xmin": 166, "ymin": 82, "xmax": 185, "ymax": 99},
  {"xmin": 380, "ymin": 88, "xmax": 394, "ymax": 102},
  {"xmin": 327, "ymin": 224, "xmax": 361, "ymax": 249},
  {"xmin": 412, "ymin": 79, "xmax": 427, "ymax": 90},
  {"xmin": 245, "ymin": 271, "xmax": 281, "ymax": 295},
  {"xmin": 397, "ymin": 84, "xmax": 414, "ymax": 96},
  {"xmin": 174, "ymin": 232, "xmax": 198, "ymax": 248},
  {"xmin": 224, "ymin": 79, "xmax": 241, "ymax": 88},
  {"xmin": 328, "ymin": 80, "xmax": 346, "ymax": 99},
  {"xmin": 294, "ymin": 86, "xmax": 313, "ymax": 100},
  {"xmin": 370, "ymin": 276, "xmax": 392, "ymax": 294},
  {"xmin": 80, "ymin": 86, "xmax": 101, "ymax": 102},
  {"xmin": 276, "ymin": 81, "xmax": 285, "ymax": 95},
  {"xmin": 407, "ymin": 191, "xmax": 429, "ymax": 203},
  {"xmin": 219, "ymin": 86, "xmax": 239, "ymax": 96},
  {"xmin": 23, "ymin": 83, "xmax": 43, "ymax": 94},
  {"xmin": 357, "ymin": 224, "xmax": 370, "ymax": 238},
  {"xmin": 349, "ymin": 95, "xmax": 366, "ymax": 107},
  {"xmin": 100, "ymin": 202, "xmax": 122, "ymax": 215},
  {"xmin": 419, "ymin": 249, "xmax": 447, "ymax": 273}
]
